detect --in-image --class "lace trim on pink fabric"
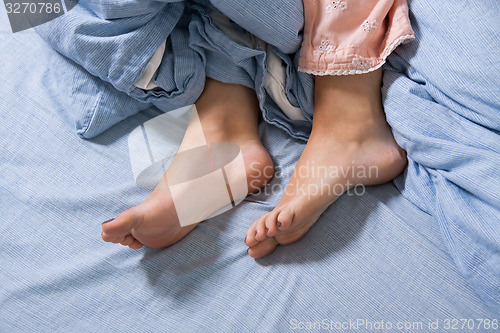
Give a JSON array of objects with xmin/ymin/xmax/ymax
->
[{"xmin": 298, "ymin": 34, "xmax": 415, "ymax": 76}]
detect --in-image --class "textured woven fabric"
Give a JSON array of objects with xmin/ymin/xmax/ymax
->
[
  {"xmin": 299, "ymin": 0, "xmax": 414, "ymax": 75},
  {"xmin": 34, "ymin": 0, "xmax": 314, "ymax": 140},
  {"xmin": 0, "ymin": 1, "xmax": 498, "ymax": 330},
  {"xmin": 383, "ymin": 0, "xmax": 500, "ymax": 313},
  {"xmin": 0, "ymin": 30, "xmax": 495, "ymax": 331}
]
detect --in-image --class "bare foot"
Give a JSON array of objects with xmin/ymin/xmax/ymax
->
[
  {"xmin": 245, "ymin": 70, "xmax": 407, "ymax": 258},
  {"xmin": 102, "ymin": 79, "xmax": 273, "ymax": 249}
]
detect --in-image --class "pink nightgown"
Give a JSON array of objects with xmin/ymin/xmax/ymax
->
[{"xmin": 299, "ymin": 0, "xmax": 415, "ymax": 75}]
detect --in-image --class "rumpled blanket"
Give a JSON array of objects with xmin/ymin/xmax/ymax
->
[
  {"xmin": 36, "ymin": 0, "xmax": 314, "ymax": 140},
  {"xmin": 35, "ymin": 0, "xmax": 499, "ymax": 314}
]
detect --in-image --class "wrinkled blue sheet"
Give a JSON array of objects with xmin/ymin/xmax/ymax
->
[
  {"xmin": 0, "ymin": 0, "xmax": 498, "ymax": 330},
  {"xmin": 35, "ymin": 0, "xmax": 314, "ymax": 140},
  {"xmin": 0, "ymin": 29, "xmax": 496, "ymax": 331},
  {"xmin": 383, "ymin": 0, "xmax": 500, "ymax": 312},
  {"xmin": 35, "ymin": 0, "xmax": 500, "ymax": 313}
]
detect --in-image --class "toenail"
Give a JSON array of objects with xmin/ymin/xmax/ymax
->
[
  {"xmin": 102, "ymin": 218, "xmax": 114, "ymax": 225},
  {"xmin": 244, "ymin": 236, "xmax": 247, "ymax": 242},
  {"xmin": 277, "ymin": 221, "xmax": 282, "ymax": 228},
  {"xmin": 266, "ymin": 228, "xmax": 269, "ymax": 235},
  {"xmin": 254, "ymin": 230, "xmax": 257, "ymax": 236},
  {"xmin": 246, "ymin": 248, "xmax": 249, "ymax": 254}
]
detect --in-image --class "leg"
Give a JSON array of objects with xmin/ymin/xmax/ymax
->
[
  {"xmin": 102, "ymin": 78, "xmax": 273, "ymax": 249},
  {"xmin": 245, "ymin": 69, "xmax": 407, "ymax": 258}
]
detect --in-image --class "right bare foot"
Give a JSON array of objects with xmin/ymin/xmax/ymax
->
[
  {"xmin": 245, "ymin": 69, "xmax": 408, "ymax": 258},
  {"xmin": 101, "ymin": 79, "xmax": 273, "ymax": 249}
]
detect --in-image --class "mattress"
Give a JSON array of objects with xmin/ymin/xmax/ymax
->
[{"xmin": 1, "ymin": 1, "xmax": 498, "ymax": 332}]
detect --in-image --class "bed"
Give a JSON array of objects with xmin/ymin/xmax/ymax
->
[{"xmin": 1, "ymin": 1, "xmax": 498, "ymax": 332}]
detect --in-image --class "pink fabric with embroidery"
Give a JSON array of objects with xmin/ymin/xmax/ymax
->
[{"xmin": 299, "ymin": 0, "xmax": 415, "ymax": 75}]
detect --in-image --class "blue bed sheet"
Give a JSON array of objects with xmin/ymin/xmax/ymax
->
[
  {"xmin": 0, "ymin": 1, "xmax": 499, "ymax": 332},
  {"xmin": 34, "ymin": 0, "xmax": 500, "ymax": 314}
]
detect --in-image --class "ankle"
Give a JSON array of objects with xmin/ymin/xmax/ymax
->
[
  {"xmin": 199, "ymin": 113, "xmax": 258, "ymax": 144},
  {"xmin": 201, "ymin": 125, "xmax": 259, "ymax": 146},
  {"xmin": 312, "ymin": 115, "xmax": 378, "ymax": 144}
]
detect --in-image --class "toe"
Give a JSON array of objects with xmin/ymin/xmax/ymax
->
[
  {"xmin": 101, "ymin": 232, "xmax": 114, "ymax": 243},
  {"xmin": 277, "ymin": 207, "xmax": 294, "ymax": 231},
  {"xmin": 247, "ymin": 237, "xmax": 279, "ymax": 258},
  {"xmin": 101, "ymin": 232, "xmax": 125, "ymax": 244},
  {"xmin": 265, "ymin": 209, "xmax": 281, "ymax": 237},
  {"xmin": 254, "ymin": 216, "xmax": 269, "ymax": 242},
  {"xmin": 245, "ymin": 217, "xmax": 263, "ymax": 247},
  {"xmin": 119, "ymin": 234, "xmax": 136, "ymax": 247},
  {"xmin": 101, "ymin": 208, "xmax": 143, "ymax": 238},
  {"xmin": 128, "ymin": 239, "xmax": 144, "ymax": 250}
]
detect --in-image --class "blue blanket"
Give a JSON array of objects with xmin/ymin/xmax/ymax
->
[
  {"xmin": 36, "ymin": 0, "xmax": 499, "ymax": 313},
  {"xmin": 0, "ymin": 0, "xmax": 498, "ymax": 329},
  {"xmin": 35, "ymin": 0, "xmax": 314, "ymax": 140},
  {"xmin": 384, "ymin": 1, "xmax": 500, "ymax": 312}
]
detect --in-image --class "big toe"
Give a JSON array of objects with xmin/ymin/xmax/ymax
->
[
  {"xmin": 101, "ymin": 208, "xmax": 143, "ymax": 239},
  {"xmin": 276, "ymin": 208, "xmax": 294, "ymax": 231}
]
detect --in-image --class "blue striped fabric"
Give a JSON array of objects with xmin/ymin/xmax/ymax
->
[
  {"xmin": 0, "ymin": 1, "xmax": 498, "ymax": 331},
  {"xmin": 34, "ymin": 0, "xmax": 314, "ymax": 140},
  {"xmin": 383, "ymin": 0, "xmax": 500, "ymax": 313},
  {"xmin": 0, "ymin": 30, "xmax": 496, "ymax": 327}
]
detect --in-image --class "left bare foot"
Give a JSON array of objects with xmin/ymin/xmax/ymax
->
[{"xmin": 101, "ymin": 79, "xmax": 273, "ymax": 249}]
